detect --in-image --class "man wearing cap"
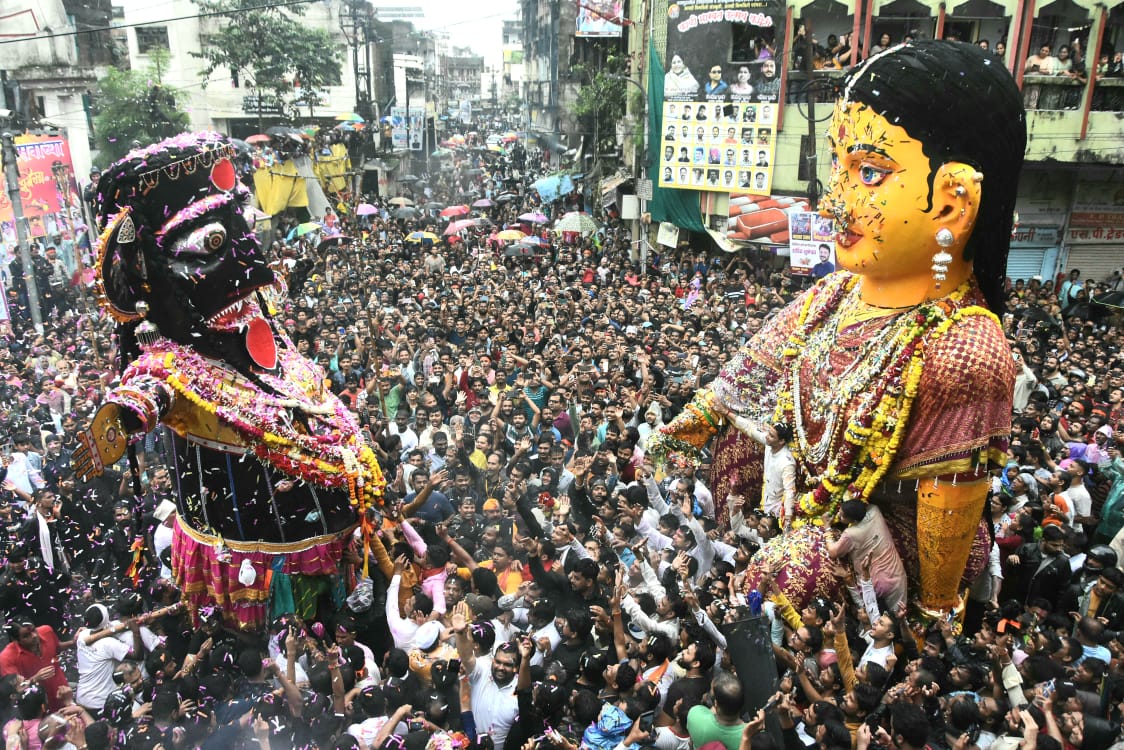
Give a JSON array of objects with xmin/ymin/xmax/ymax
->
[
  {"xmin": 408, "ymin": 619, "xmax": 455, "ymax": 687},
  {"xmin": 152, "ymin": 500, "xmax": 177, "ymax": 580},
  {"xmin": 76, "ymin": 603, "xmax": 143, "ymax": 712}
]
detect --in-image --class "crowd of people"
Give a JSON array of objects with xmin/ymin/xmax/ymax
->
[{"xmin": 0, "ymin": 125, "xmax": 1122, "ymax": 750}]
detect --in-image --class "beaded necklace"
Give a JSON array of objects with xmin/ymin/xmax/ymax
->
[
  {"xmin": 123, "ymin": 340, "xmax": 385, "ymax": 512},
  {"xmin": 774, "ymin": 274, "xmax": 990, "ymax": 526}
]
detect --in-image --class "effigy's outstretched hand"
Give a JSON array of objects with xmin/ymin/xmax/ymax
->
[{"xmin": 74, "ymin": 403, "xmax": 128, "ymax": 481}]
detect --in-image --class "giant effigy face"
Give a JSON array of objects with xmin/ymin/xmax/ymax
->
[
  {"xmin": 824, "ymin": 101, "xmax": 955, "ymax": 278},
  {"xmin": 95, "ymin": 133, "xmax": 279, "ymax": 370}
]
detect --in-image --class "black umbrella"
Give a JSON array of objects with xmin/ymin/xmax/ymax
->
[
  {"xmin": 1092, "ymin": 290, "xmax": 1124, "ymax": 310},
  {"xmin": 495, "ymin": 193, "xmax": 518, "ymax": 203},
  {"xmin": 504, "ymin": 244, "xmax": 536, "ymax": 257},
  {"xmin": 318, "ymin": 235, "xmax": 353, "ymax": 250},
  {"xmin": 1013, "ymin": 305, "xmax": 1062, "ymax": 336},
  {"xmin": 393, "ymin": 207, "xmax": 418, "ymax": 219},
  {"xmin": 265, "ymin": 126, "xmax": 300, "ymax": 137}
]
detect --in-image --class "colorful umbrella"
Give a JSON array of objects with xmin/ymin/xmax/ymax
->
[
  {"xmin": 388, "ymin": 197, "xmax": 414, "ymax": 207},
  {"xmin": 245, "ymin": 134, "xmax": 271, "ymax": 144},
  {"xmin": 487, "ymin": 144, "xmax": 506, "ymax": 154},
  {"xmin": 501, "ymin": 132, "xmax": 519, "ymax": 142},
  {"xmin": 440, "ymin": 205, "xmax": 470, "ymax": 218},
  {"xmin": 406, "ymin": 231, "xmax": 441, "ymax": 244},
  {"xmin": 449, "ymin": 134, "xmax": 467, "ymax": 145},
  {"xmin": 472, "ymin": 199, "xmax": 494, "ymax": 208},
  {"xmin": 286, "ymin": 221, "xmax": 322, "ymax": 240},
  {"xmin": 335, "ymin": 112, "xmax": 364, "ymax": 122},
  {"xmin": 495, "ymin": 229, "xmax": 526, "ymax": 241},
  {"xmin": 519, "ymin": 212, "xmax": 549, "ymax": 223},
  {"xmin": 444, "ymin": 219, "xmax": 478, "ymax": 235},
  {"xmin": 554, "ymin": 212, "xmax": 599, "ymax": 234},
  {"xmin": 521, "ymin": 236, "xmax": 548, "ymax": 246},
  {"xmin": 356, "ymin": 203, "xmax": 379, "ymax": 216}
]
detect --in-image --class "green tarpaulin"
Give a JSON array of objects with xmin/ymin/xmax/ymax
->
[{"xmin": 646, "ymin": 38, "xmax": 706, "ymax": 234}]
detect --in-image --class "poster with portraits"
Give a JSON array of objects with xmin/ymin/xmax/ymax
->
[
  {"xmin": 787, "ymin": 210, "xmax": 837, "ymax": 276},
  {"xmin": 659, "ymin": 0, "xmax": 785, "ymax": 194},
  {"xmin": 658, "ymin": 101, "xmax": 778, "ymax": 194}
]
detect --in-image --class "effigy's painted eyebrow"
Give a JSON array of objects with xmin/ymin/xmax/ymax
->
[{"xmin": 848, "ymin": 143, "xmax": 892, "ymax": 160}]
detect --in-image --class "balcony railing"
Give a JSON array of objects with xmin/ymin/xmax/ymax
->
[
  {"xmin": 784, "ymin": 69, "xmax": 845, "ymax": 104},
  {"xmin": 783, "ymin": 69, "xmax": 1122, "ymax": 115},
  {"xmin": 1022, "ymin": 74, "xmax": 1084, "ymax": 110},
  {"xmin": 1092, "ymin": 77, "xmax": 1124, "ymax": 112}
]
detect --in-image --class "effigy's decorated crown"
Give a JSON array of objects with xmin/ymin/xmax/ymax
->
[{"xmin": 93, "ymin": 132, "xmax": 241, "ymax": 322}]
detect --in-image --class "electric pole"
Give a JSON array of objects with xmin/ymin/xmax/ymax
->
[{"xmin": 1, "ymin": 132, "xmax": 44, "ymax": 333}]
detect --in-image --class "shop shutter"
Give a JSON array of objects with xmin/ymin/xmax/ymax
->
[
  {"xmin": 1063, "ymin": 246, "xmax": 1123, "ymax": 286},
  {"xmin": 1006, "ymin": 248, "xmax": 1047, "ymax": 282}
]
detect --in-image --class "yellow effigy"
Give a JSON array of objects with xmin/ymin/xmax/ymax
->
[{"xmin": 649, "ymin": 41, "xmax": 1026, "ymax": 617}]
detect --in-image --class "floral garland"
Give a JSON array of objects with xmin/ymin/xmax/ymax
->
[
  {"xmin": 123, "ymin": 341, "xmax": 386, "ymax": 512},
  {"xmin": 776, "ymin": 277, "xmax": 994, "ymax": 527},
  {"xmin": 646, "ymin": 390, "xmax": 724, "ymax": 469}
]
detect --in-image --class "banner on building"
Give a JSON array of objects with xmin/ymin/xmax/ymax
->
[
  {"xmin": 726, "ymin": 192, "xmax": 808, "ymax": 245},
  {"xmin": 390, "ymin": 107, "xmax": 425, "ymax": 151},
  {"xmin": 787, "ymin": 210, "xmax": 836, "ymax": 277},
  {"xmin": 657, "ymin": 0, "xmax": 785, "ymax": 194},
  {"xmin": 576, "ymin": 0, "xmax": 624, "ymax": 37},
  {"xmin": 0, "ymin": 134, "xmax": 84, "ymax": 241}
]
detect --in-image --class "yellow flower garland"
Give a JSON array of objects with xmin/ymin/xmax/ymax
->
[{"xmin": 776, "ymin": 279, "xmax": 996, "ymax": 527}]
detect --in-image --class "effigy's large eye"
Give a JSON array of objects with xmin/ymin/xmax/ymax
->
[
  {"xmin": 858, "ymin": 164, "xmax": 890, "ymax": 186},
  {"xmin": 205, "ymin": 229, "xmax": 225, "ymax": 251},
  {"xmin": 172, "ymin": 222, "xmax": 228, "ymax": 258}
]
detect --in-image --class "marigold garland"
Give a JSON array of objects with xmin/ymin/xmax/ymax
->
[
  {"xmin": 774, "ymin": 276, "xmax": 996, "ymax": 528},
  {"xmin": 117, "ymin": 341, "xmax": 386, "ymax": 516}
]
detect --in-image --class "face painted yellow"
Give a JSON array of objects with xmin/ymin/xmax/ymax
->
[{"xmin": 820, "ymin": 101, "xmax": 980, "ymax": 307}]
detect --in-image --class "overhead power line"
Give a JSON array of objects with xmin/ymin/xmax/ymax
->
[{"xmin": 0, "ymin": 0, "xmax": 318, "ymax": 46}]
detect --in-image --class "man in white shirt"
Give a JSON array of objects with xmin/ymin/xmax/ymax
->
[
  {"xmin": 720, "ymin": 414, "xmax": 796, "ymax": 526},
  {"xmin": 452, "ymin": 601, "xmax": 519, "ymax": 750},
  {"xmin": 385, "ymin": 565, "xmax": 435, "ymax": 650},
  {"xmin": 1059, "ymin": 459, "xmax": 1093, "ymax": 528},
  {"xmin": 76, "ymin": 604, "xmax": 142, "ymax": 712}
]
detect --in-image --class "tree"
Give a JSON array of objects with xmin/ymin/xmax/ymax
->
[
  {"xmin": 194, "ymin": 0, "xmax": 343, "ymax": 130},
  {"xmin": 572, "ymin": 58, "xmax": 627, "ymax": 175},
  {"xmin": 92, "ymin": 50, "xmax": 191, "ymax": 165}
]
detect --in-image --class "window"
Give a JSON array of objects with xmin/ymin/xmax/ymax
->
[{"xmin": 135, "ymin": 25, "xmax": 169, "ymax": 54}]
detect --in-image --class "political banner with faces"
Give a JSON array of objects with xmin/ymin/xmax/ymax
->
[
  {"xmin": 659, "ymin": 0, "xmax": 785, "ymax": 194},
  {"xmin": 657, "ymin": 101, "xmax": 778, "ymax": 194}
]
